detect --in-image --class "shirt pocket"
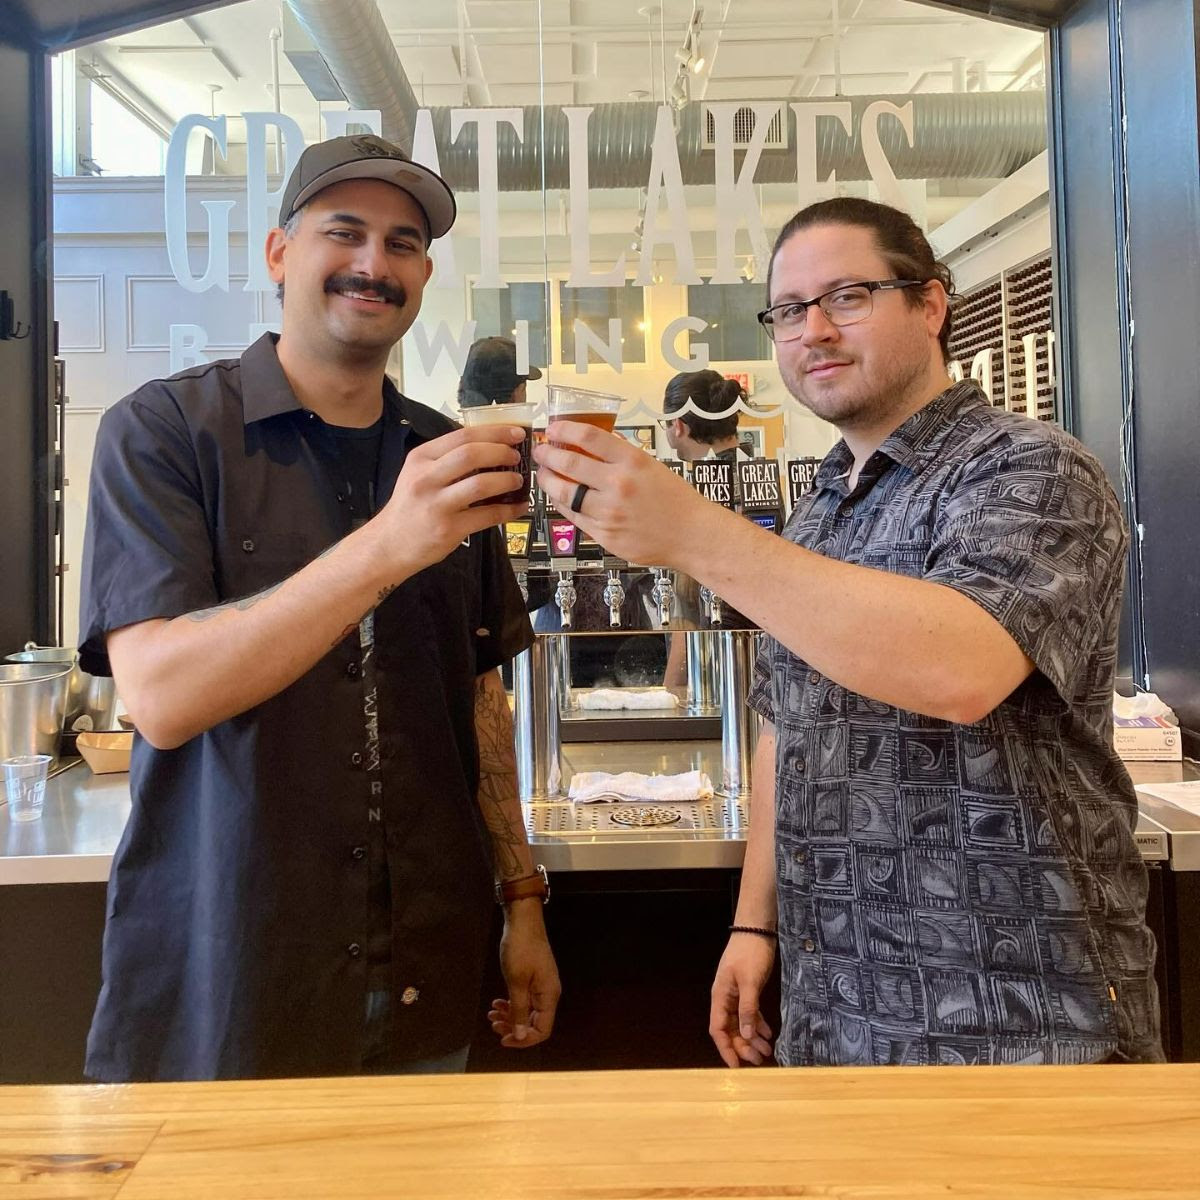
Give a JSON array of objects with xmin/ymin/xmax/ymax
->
[{"xmin": 216, "ymin": 532, "xmax": 315, "ymax": 601}]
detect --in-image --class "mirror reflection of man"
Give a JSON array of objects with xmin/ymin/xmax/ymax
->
[
  {"xmin": 458, "ymin": 335, "xmax": 543, "ymax": 409},
  {"xmin": 661, "ymin": 369, "xmax": 754, "ymax": 466},
  {"xmin": 535, "ymin": 197, "xmax": 1163, "ymax": 1069},
  {"xmin": 79, "ymin": 134, "xmax": 559, "ymax": 1082}
]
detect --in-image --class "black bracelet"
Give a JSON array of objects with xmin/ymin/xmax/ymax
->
[{"xmin": 729, "ymin": 924, "xmax": 777, "ymax": 940}]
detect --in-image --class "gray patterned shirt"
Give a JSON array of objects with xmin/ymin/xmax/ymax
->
[{"xmin": 747, "ymin": 381, "xmax": 1163, "ymax": 1066}]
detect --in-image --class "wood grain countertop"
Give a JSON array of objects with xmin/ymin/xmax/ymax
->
[{"xmin": 3, "ymin": 1064, "xmax": 1197, "ymax": 1198}]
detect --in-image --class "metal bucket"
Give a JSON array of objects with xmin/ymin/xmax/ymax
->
[
  {"xmin": 4, "ymin": 647, "xmax": 118, "ymax": 731},
  {"xmin": 0, "ymin": 662, "xmax": 73, "ymax": 761}
]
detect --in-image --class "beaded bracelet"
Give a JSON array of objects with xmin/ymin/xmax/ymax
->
[{"xmin": 729, "ymin": 924, "xmax": 778, "ymax": 940}]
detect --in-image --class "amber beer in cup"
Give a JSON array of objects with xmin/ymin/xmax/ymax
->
[
  {"xmin": 545, "ymin": 386, "xmax": 623, "ymax": 480},
  {"xmin": 459, "ymin": 401, "xmax": 536, "ymax": 505}
]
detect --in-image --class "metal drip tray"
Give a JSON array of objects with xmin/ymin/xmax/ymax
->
[
  {"xmin": 526, "ymin": 797, "xmax": 747, "ymax": 837},
  {"xmin": 608, "ymin": 805, "xmax": 683, "ymax": 827},
  {"xmin": 519, "ymin": 741, "xmax": 752, "ymax": 870}
]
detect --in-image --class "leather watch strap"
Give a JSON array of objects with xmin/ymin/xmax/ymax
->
[{"xmin": 496, "ymin": 864, "xmax": 550, "ymax": 905}]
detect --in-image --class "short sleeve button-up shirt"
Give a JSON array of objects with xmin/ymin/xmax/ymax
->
[
  {"xmin": 747, "ymin": 381, "xmax": 1163, "ymax": 1067},
  {"xmin": 79, "ymin": 334, "xmax": 533, "ymax": 1081}
]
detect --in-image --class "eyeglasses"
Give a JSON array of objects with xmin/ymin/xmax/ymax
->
[{"xmin": 756, "ymin": 279, "xmax": 924, "ymax": 343}]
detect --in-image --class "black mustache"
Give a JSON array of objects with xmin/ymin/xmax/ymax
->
[{"xmin": 325, "ymin": 274, "xmax": 406, "ymax": 306}]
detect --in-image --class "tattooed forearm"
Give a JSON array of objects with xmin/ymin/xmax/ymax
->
[
  {"xmin": 329, "ymin": 584, "xmax": 398, "ymax": 648},
  {"xmin": 183, "ymin": 539, "xmax": 354, "ymax": 627},
  {"xmin": 474, "ymin": 672, "xmax": 529, "ymax": 880},
  {"xmin": 182, "ymin": 581, "xmax": 284, "ymax": 623}
]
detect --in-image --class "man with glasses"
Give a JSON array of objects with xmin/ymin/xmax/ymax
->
[{"xmin": 534, "ymin": 197, "xmax": 1162, "ymax": 1068}]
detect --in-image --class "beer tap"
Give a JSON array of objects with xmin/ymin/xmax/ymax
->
[
  {"xmin": 504, "ymin": 517, "xmax": 534, "ymax": 606},
  {"xmin": 700, "ymin": 585, "xmax": 724, "ymax": 627},
  {"xmin": 651, "ymin": 567, "xmax": 675, "ymax": 628},
  {"xmin": 554, "ymin": 572, "xmax": 578, "ymax": 629},
  {"xmin": 602, "ymin": 570, "xmax": 625, "ymax": 628}
]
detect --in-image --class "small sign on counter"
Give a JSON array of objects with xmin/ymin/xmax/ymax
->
[{"xmin": 1114, "ymin": 715, "xmax": 1182, "ymax": 761}]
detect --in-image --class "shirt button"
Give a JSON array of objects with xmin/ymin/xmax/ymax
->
[
  {"xmin": 400, "ymin": 986, "xmax": 420, "ymax": 1006},
  {"xmin": 793, "ymin": 849, "xmax": 806, "ymax": 865},
  {"xmin": 351, "ymin": 846, "xmax": 366, "ymax": 860},
  {"xmin": 803, "ymin": 938, "xmax": 816, "ymax": 953},
  {"xmin": 347, "ymin": 943, "xmax": 362, "ymax": 957},
  {"xmin": 808, "ymin": 671, "xmax": 820, "ymax": 685},
  {"xmin": 336, "ymin": 492, "xmax": 346, "ymax": 504},
  {"xmin": 794, "ymin": 757, "xmax": 805, "ymax": 774},
  {"xmin": 346, "ymin": 661, "xmax": 360, "ymax": 679},
  {"xmin": 241, "ymin": 538, "xmax": 255, "ymax": 552},
  {"xmin": 838, "ymin": 502, "xmax": 853, "ymax": 517},
  {"xmin": 350, "ymin": 751, "xmax": 363, "ymax": 767}
]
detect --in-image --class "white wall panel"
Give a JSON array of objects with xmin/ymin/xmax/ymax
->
[
  {"xmin": 53, "ymin": 276, "xmax": 105, "ymax": 353},
  {"xmin": 125, "ymin": 274, "xmax": 256, "ymax": 351}
]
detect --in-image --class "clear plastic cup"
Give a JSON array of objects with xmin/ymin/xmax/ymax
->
[
  {"xmin": 3, "ymin": 754, "xmax": 51, "ymax": 822},
  {"xmin": 545, "ymin": 387, "xmax": 623, "ymax": 480},
  {"xmin": 459, "ymin": 401, "xmax": 537, "ymax": 505},
  {"xmin": 545, "ymin": 386, "xmax": 623, "ymax": 435}
]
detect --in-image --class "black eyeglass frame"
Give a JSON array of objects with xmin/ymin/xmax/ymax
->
[{"xmin": 756, "ymin": 279, "xmax": 925, "ymax": 342}]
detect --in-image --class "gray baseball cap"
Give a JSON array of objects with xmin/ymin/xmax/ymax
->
[{"xmin": 278, "ymin": 133, "xmax": 457, "ymax": 242}]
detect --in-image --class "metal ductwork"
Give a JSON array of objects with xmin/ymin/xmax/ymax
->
[
  {"xmin": 285, "ymin": 0, "xmax": 1046, "ymax": 190},
  {"xmin": 286, "ymin": 0, "xmax": 422, "ymax": 151}
]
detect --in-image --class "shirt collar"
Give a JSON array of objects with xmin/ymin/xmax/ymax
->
[
  {"xmin": 875, "ymin": 379, "xmax": 988, "ymax": 470},
  {"xmin": 238, "ymin": 331, "xmax": 450, "ymax": 439},
  {"xmin": 812, "ymin": 379, "xmax": 987, "ymax": 488}
]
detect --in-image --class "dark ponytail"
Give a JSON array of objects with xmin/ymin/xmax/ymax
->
[{"xmin": 663, "ymin": 369, "xmax": 746, "ymax": 444}]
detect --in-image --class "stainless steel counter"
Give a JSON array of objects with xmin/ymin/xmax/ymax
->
[{"xmin": 2, "ymin": 746, "xmax": 1196, "ymax": 884}]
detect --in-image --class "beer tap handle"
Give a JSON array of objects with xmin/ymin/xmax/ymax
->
[
  {"xmin": 699, "ymin": 585, "xmax": 723, "ymax": 627},
  {"xmin": 603, "ymin": 569, "xmax": 625, "ymax": 628},
  {"xmin": 516, "ymin": 569, "xmax": 529, "ymax": 606},
  {"xmin": 555, "ymin": 571, "xmax": 577, "ymax": 630},
  {"xmin": 651, "ymin": 567, "xmax": 675, "ymax": 628}
]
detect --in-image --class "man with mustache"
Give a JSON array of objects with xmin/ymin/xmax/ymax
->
[
  {"xmin": 79, "ymin": 134, "xmax": 559, "ymax": 1081},
  {"xmin": 534, "ymin": 197, "xmax": 1162, "ymax": 1068}
]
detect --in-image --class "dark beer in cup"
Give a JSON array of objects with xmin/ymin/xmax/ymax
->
[{"xmin": 460, "ymin": 401, "xmax": 536, "ymax": 505}]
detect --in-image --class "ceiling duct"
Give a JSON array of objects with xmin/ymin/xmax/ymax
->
[
  {"xmin": 286, "ymin": 0, "xmax": 1046, "ymax": 190},
  {"xmin": 281, "ymin": 6, "xmax": 346, "ymax": 103},
  {"xmin": 286, "ymin": 0, "xmax": 422, "ymax": 151}
]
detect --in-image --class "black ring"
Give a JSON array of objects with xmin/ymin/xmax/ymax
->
[{"xmin": 570, "ymin": 482, "xmax": 590, "ymax": 513}]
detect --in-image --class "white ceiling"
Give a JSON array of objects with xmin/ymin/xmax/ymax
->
[{"xmin": 74, "ymin": 0, "xmax": 1045, "ymax": 143}]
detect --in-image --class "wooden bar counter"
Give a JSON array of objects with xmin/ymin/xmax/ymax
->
[{"xmin": 4, "ymin": 1064, "xmax": 1197, "ymax": 1198}]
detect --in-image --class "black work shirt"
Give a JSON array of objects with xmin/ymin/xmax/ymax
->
[
  {"xmin": 326, "ymin": 417, "xmax": 391, "ymax": 990},
  {"xmin": 79, "ymin": 333, "xmax": 534, "ymax": 1081},
  {"xmin": 748, "ymin": 381, "xmax": 1163, "ymax": 1067}
]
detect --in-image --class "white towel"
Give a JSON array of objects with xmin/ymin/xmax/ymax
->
[
  {"xmin": 568, "ymin": 769, "xmax": 714, "ymax": 803},
  {"xmin": 573, "ymin": 687, "xmax": 680, "ymax": 711}
]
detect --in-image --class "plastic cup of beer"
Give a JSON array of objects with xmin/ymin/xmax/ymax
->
[
  {"xmin": 545, "ymin": 387, "xmax": 623, "ymax": 479},
  {"xmin": 459, "ymin": 400, "xmax": 536, "ymax": 505}
]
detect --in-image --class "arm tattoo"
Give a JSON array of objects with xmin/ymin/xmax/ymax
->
[
  {"xmin": 474, "ymin": 673, "xmax": 528, "ymax": 880},
  {"xmin": 328, "ymin": 585, "xmax": 398, "ymax": 649},
  {"xmin": 183, "ymin": 581, "xmax": 284, "ymax": 623},
  {"xmin": 182, "ymin": 542, "xmax": 342, "ymax": 625}
]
